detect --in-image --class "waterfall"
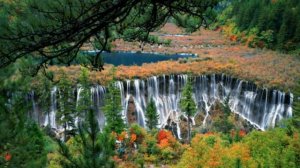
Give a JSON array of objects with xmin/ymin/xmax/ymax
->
[
  {"xmin": 74, "ymin": 87, "xmax": 82, "ymax": 127},
  {"xmin": 33, "ymin": 74, "xmax": 292, "ymax": 135},
  {"xmin": 119, "ymin": 74, "xmax": 292, "ymax": 131},
  {"xmin": 44, "ymin": 86, "xmax": 57, "ymax": 129},
  {"xmin": 133, "ymin": 79, "xmax": 147, "ymax": 127},
  {"xmin": 116, "ymin": 81, "xmax": 130, "ymax": 123},
  {"xmin": 29, "ymin": 91, "xmax": 39, "ymax": 123},
  {"xmin": 91, "ymin": 85, "xmax": 106, "ymax": 129}
]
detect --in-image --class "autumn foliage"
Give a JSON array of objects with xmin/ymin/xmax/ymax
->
[
  {"xmin": 46, "ymin": 24, "xmax": 300, "ymax": 91},
  {"xmin": 230, "ymin": 129, "xmax": 247, "ymax": 138},
  {"xmin": 157, "ymin": 129, "xmax": 176, "ymax": 149},
  {"xmin": 117, "ymin": 131, "xmax": 127, "ymax": 142},
  {"xmin": 5, "ymin": 152, "xmax": 12, "ymax": 161},
  {"xmin": 176, "ymin": 134, "xmax": 254, "ymax": 168},
  {"xmin": 130, "ymin": 133, "xmax": 137, "ymax": 143}
]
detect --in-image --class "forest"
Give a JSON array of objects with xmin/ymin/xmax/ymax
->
[
  {"xmin": 0, "ymin": 0, "xmax": 300, "ymax": 168},
  {"xmin": 217, "ymin": 0, "xmax": 300, "ymax": 53}
]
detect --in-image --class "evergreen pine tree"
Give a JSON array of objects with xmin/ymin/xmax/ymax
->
[
  {"xmin": 35, "ymin": 74, "xmax": 52, "ymax": 124},
  {"xmin": 180, "ymin": 77, "xmax": 197, "ymax": 144},
  {"xmin": 293, "ymin": 6, "xmax": 300, "ymax": 44},
  {"xmin": 222, "ymin": 95, "xmax": 231, "ymax": 118},
  {"xmin": 0, "ymin": 92, "xmax": 47, "ymax": 167},
  {"xmin": 221, "ymin": 0, "xmax": 300, "ymax": 52},
  {"xmin": 57, "ymin": 70, "xmax": 75, "ymax": 141},
  {"xmin": 0, "ymin": 0, "xmax": 219, "ymax": 70},
  {"xmin": 76, "ymin": 67, "xmax": 92, "ymax": 120},
  {"xmin": 58, "ymin": 68, "xmax": 115, "ymax": 168},
  {"xmin": 213, "ymin": 95, "xmax": 234, "ymax": 134},
  {"xmin": 145, "ymin": 98, "xmax": 159, "ymax": 130},
  {"xmin": 292, "ymin": 80, "xmax": 300, "ymax": 129},
  {"xmin": 58, "ymin": 109, "xmax": 115, "ymax": 168},
  {"xmin": 0, "ymin": 62, "xmax": 47, "ymax": 167},
  {"xmin": 277, "ymin": 22, "xmax": 288, "ymax": 50},
  {"xmin": 102, "ymin": 72, "xmax": 125, "ymax": 134}
]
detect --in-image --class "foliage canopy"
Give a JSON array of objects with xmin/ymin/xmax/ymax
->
[{"xmin": 0, "ymin": 0, "xmax": 218, "ymax": 73}]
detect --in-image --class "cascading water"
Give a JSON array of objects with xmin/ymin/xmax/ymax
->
[
  {"xmin": 133, "ymin": 79, "xmax": 147, "ymax": 127},
  {"xmin": 28, "ymin": 91, "xmax": 39, "ymax": 123},
  {"xmin": 43, "ymin": 86, "xmax": 57, "ymax": 129},
  {"xmin": 33, "ymin": 74, "xmax": 293, "ymax": 136},
  {"xmin": 91, "ymin": 85, "xmax": 106, "ymax": 129},
  {"xmin": 74, "ymin": 87, "xmax": 82, "ymax": 127},
  {"xmin": 120, "ymin": 74, "xmax": 292, "ymax": 131},
  {"xmin": 116, "ymin": 81, "xmax": 131, "ymax": 123}
]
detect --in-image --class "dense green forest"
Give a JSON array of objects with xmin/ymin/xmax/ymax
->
[
  {"xmin": 0, "ymin": 0, "xmax": 300, "ymax": 167},
  {"xmin": 217, "ymin": 0, "xmax": 300, "ymax": 54}
]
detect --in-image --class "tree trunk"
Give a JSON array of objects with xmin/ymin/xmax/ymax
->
[
  {"xmin": 64, "ymin": 123, "xmax": 67, "ymax": 142},
  {"xmin": 187, "ymin": 115, "xmax": 191, "ymax": 144},
  {"xmin": 48, "ymin": 112, "xmax": 50, "ymax": 126},
  {"xmin": 139, "ymin": 41, "xmax": 144, "ymax": 51}
]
